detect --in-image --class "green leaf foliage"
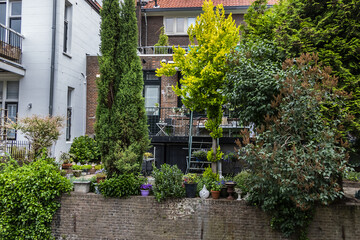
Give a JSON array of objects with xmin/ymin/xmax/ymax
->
[
  {"xmin": 98, "ymin": 174, "xmax": 145, "ymax": 198},
  {"xmin": 96, "ymin": 0, "xmax": 150, "ymax": 176},
  {"xmin": 242, "ymin": 0, "xmax": 360, "ymax": 147},
  {"xmin": 0, "ymin": 156, "xmax": 72, "ymax": 239},
  {"xmin": 156, "ymin": 0, "xmax": 240, "ymax": 165},
  {"xmin": 152, "ymin": 164, "xmax": 185, "ymax": 202},
  {"xmin": 69, "ymin": 135, "xmax": 100, "ymax": 164},
  {"xmin": 238, "ymin": 54, "xmax": 351, "ymax": 238},
  {"xmin": 225, "ymin": 40, "xmax": 283, "ymax": 126}
]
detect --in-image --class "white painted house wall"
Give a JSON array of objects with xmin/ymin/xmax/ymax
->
[{"xmin": 16, "ymin": 0, "xmax": 100, "ymax": 158}]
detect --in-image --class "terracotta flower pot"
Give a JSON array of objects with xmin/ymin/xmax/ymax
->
[
  {"xmin": 211, "ymin": 190, "xmax": 220, "ymax": 199},
  {"xmin": 96, "ymin": 177, "xmax": 106, "ymax": 184},
  {"xmin": 62, "ymin": 163, "xmax": 72, "ymax": 169}
]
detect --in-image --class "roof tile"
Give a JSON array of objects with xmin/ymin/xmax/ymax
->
[{"xmin": 143, "ymin": 0, "xmax": 278, "ymax": 9}]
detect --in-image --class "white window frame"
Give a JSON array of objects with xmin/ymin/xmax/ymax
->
[
  {"xmin": 164, "ymin": 17, "xmax": 196, "ymax": 35},
  {"xmin": 0, "ymin": 80, "xmax": 19, "ymax": 140},
  {"xmin": 66, "ymin": 87, "xmax": 74, "ymax": 141},
  {"xmin": 63, "ymin": 1, "xmax": 72, "ymax": 54}
]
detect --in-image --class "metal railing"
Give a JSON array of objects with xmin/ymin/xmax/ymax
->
[
  {"xmin": 146, "ymin": 107, "xmax": 245, "ymax": 137},
  {"xmin": 5, "ymin": 140, "xmax": 31, "ymax": 160},
  {"xmin": 137, "ymin": 45, "xmax": 192, "ymax": 55},
  {"xmin": 0, "ymin": 23, "xmax": 24, "ymax": 64}
]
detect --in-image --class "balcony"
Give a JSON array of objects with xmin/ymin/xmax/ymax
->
[
  {"xmin": 0, "ymin": 23, "xmax": 24, "ymax": 64},
  {"xmin": 137, "ymin": 45, "xmax": 192, "ymax": 56},
  {"xmin": 146, "ymin": 107, "xmax": 247, "ymax": 138}
]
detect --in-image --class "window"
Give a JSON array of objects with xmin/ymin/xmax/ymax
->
[
  {"xmin": 0, "ymin": 81, "xmax": 19, "ymax": 140},
  {"xmin": 164, "ymin": 17, "xmax": 196, "ymax": 35},
  {"xmin": 66, "ymin": 87, "xmax": 73, "ymax": 141},
  {"xmin": 0, "ymin": 1, "xmax": 22, "ymax": 46},
  {"xmin": 63, "ymin": 1, "xmax": 72, "ymax": 53},
  {"xmin": 9, "ymin": 1, "xmax": 21, "ymax": 46},
  {"xmin": 143, "ymin": 71, "xmax": 160, "ymax": 115}
]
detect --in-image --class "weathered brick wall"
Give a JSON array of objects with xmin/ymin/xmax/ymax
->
[
  {"xmin": 86, "ymin": 56, "xmax": 100, "ymax": 137},
  {"xmin": 52, "ymin": 193, "xmax": 360, "ymax": 240}
]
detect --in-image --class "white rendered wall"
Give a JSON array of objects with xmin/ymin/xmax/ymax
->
[{"xmin": 17, "ymin": 0, "xmax": 100, "ymax": 158}]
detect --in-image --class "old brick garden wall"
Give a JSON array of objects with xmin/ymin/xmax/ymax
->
[{"xmin": 52, "ymin": 193, "xmax": 360, "ymax": 240}]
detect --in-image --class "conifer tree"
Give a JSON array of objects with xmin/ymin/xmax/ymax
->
[{"xmin": 96, "ymin": 0, "xmax": 149, "ymax": 176}]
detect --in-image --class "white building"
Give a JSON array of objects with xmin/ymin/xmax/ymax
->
[{"xmin": 0, "ymin": 0, "xmax": 101, "ymax": 157}]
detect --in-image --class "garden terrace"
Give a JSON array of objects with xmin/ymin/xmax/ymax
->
[{"xmin": 146, "ymin": 107, "xmax": 247, "ymax": 138}]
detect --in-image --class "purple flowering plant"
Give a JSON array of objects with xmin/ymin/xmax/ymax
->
[{"xmin": 140, "ymin": 184, "xmax": 152, "ymax": 190}]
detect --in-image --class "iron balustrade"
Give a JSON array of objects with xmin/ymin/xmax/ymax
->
[
  {"xmin": 137, "ymin": 45, "xmax": 192, "ymax": 55},
  {"xmin": 0, "ymin": 23, "xmax": 24, "ymax": 64},
  {"xmin": 146, "ymin": 107, "xmax": 245, "ymax": 137}
]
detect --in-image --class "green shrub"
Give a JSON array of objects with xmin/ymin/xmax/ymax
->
[
  {"xmin": 233, "ymin": 170, "xmax": 251, "ymax": 194},
  {"xmin": 98, "ymin": 174, "xmax": 144, "ymax": 198},
  {"xmin": 69, "ymin": 135, "xmax": 100, "ymax": 164},
  {"xmin": 197, "ymin": 166, "xmax": 221, "ymax": 194},
  {"xmin": 71, "ymin": 164, "xmax": 82, "ymax": 170},
  {"xmin": 0, "ymin": 155, "xmax": 72, "ymax": 239},
  {"xmin": 344, "ymin": 171, "xmax": 360, "ymax": 182},
  {"xmin": 12, "ymin": 115, "xmax": 64, "ymax": 158},
  {"xmin": 239, "ymin": 54, "xmax": 351, "ymax": 237},
  {"xmin": 95, "ymin": 164, "xmax": 103, "ymax": 170},
  {"xmin": 82, "ymin": 165, "xmax": 93, "ymax": 170},
  {"xmin": 152, "ymin": 164, "xmax": 185, "ymax": 202}
]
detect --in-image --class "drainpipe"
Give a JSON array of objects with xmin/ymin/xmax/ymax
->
[
  {"xmin": 144, "ymin": 12, "xmax": 148, "ymax": 46},
  {"xmin": 49, "ymin": 0, "xmax": 57, "ymax": 116},
  {"xmin": 139, "ymin": 0, "xmax": 142, "ymax": 46}
]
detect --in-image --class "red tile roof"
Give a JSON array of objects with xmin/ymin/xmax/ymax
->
[{"xmin": 143, "ymin": 0, "xmax": 278, "ymax": 9}]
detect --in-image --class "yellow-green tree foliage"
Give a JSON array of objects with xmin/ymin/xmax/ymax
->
[{"xmin": 156, "ymin": 0, "xmax": 239, "ymax": 163}]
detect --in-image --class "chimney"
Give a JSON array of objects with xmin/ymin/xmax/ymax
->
[{"xmin": 154, "ymin": 0, "xmax": 159, "ymax": 8}]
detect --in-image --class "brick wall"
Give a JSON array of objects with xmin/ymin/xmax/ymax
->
[
  {"xmin": 52, "ymin": 193, "xmax": 360, "ymax": 240},
  {"xmin": 86, "ymin": 56, "xmax": 100, "ymax": 137}
]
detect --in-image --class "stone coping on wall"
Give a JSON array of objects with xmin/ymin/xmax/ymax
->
[{"xmin": 52, "ymin": 192, "xmax": 360, "ymax": 240}]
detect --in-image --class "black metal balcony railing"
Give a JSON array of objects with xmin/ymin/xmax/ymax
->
[
  {"xmin": 146, "ymin": 107, "xmax": 245, "ymax": 137},
  {"xmin": 137, "ymin": 45, "xmax": 192, "ymax": 55},
  {"xmin": 0, "ymin": 23, "xmax": 24, "ymax": 64}
]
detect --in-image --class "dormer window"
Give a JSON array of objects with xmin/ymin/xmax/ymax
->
[{"xmin": 164, "ymin": 17, "xmax": 196, "ymax": 35}]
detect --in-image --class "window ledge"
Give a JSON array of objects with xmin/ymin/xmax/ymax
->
[
  {"xmin": 165, "ymin": 33, "xmax": 189, "ymax": 36},
  {"xmin": 63, "ymin": 52, "xmax": 72, "ymax": 59}
]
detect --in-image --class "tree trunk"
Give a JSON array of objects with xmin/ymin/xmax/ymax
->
[{"xmin": 211, "ymin": 137, "xmax": 218, "ymax": 173}]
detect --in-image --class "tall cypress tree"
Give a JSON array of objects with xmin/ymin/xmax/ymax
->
[{"xmin": 96, "ymin": 0, "xmax": 149, "ymax": 176}]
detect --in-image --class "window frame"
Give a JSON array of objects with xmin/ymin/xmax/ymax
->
[
  {"xmin": 63, "ymin": 1, "xmax": 72, "ymax": 54},
  {"xmin": 66, "ymin": 87, "xmax": 74, "ymax": 141},
  {"xmin": 164, "ymin": 17, "xmax": 196, "ymax": 35}
]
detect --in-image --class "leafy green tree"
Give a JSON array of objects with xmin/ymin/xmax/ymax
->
[
  {"xmin": 96, "ymin": 0, "xmax": 149, "ymax": 176},
  {"xmin": 156, "ymin": 0, "xmax": 240, "ymax": 169},
  {"xmin": 225, "ymin": 40, "xmax": 283, "ymax": 126},
  {"xmin": 238, "ymin": 54, "xmax": 351, "ymax": 238},
  {"xmin": 242, "ymin": 0, "xmax": 360, "ymax": 146}
]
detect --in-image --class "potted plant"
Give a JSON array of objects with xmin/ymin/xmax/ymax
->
[
  {"xmin": 95, "ymin": 169, "xmax": 106, "ymax": 183},
  {"xmin": 82, "ymin": 165, "xmax": 92, "ymax": 174},
  {"xmin": 140, "ymin": 184, "xmax": 152, "ymax": 197},
  {"xmin": 143, "ymin": 152, "xmax": 153, "ymax": 160},
  {"xmin": 72, "ymin": 165, "xmax": 83, "ymax": 177},
  {"xmin": 73, "ymin": 178, "xmax": 91, "ymax": 193},
  {"xmin": 60, "ymin": 152, "xmax": 73, "ymax": 169},
  {"xmin": 183, "ymin": 173, "xmax": 198, "ymax": 198},
  {"xmin": 211, "ymin": 181, "xmax": 222, "ymax": 199},
  {"xmin": 192, "ymin": 149, "xmax": 208, "ymax": 161}
]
